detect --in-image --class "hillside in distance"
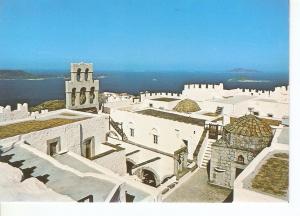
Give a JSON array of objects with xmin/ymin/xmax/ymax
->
[
  {"xmin": 0, "ymin": 70, "xmax": 37, "ymax": 79},
  {"xmin": 229, "ymin": 68, "xmax": 260, "ymax": 73}
]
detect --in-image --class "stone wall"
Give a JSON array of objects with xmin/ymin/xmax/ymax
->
[
  {"xmin": 225, "ymin": 133, "xmax": 272, "ymax": 153},
  {"xmin": 210, "ymin": 144, "xmax": 253, "ymax": 188}
]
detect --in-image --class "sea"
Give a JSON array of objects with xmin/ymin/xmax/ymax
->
[{"xmin": 0, "ymin": 71, "xmax": 289, "ymax": 108}]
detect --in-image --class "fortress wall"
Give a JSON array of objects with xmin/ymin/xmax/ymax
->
[
  {"xmin": 182, "ymin": 83, "xmax": 288, "ymax": 102},
  {"xmin": 0, "ymin": 103, "xmax": 29, "ymax": 122},
  {"xmin": 140, "ymin": 92, "xmax": 182, "ymax": 101}
]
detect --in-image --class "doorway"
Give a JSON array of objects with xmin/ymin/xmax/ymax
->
[
  {"xmin": 81, "ymin": 137, "xmax": 94, "ymax": 159},
  {"xmin": 209, "ymin": 124, "xmax": 219, "ymax": 139},
  {"xmin": 47, "ymin": 137, "xmax": 60, "ymax": 157},
  {"xmin": 49, "ymin": 142, "xmax": 57, "ymax": 156},
  {"xmin": 126, "ymin": 161, "xmax": 135, "ymax": 175},
  {"xmin": 235, "ymin": 168, "xmax": 244, "ymax": 178}
]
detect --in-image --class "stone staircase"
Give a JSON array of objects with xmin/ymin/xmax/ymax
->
[
  {"xmin": 199, "ymin": 139, "xmax": 213, "ymax": 169},
  {"xmin": 110, "ymin": 118, "xmax": 128, "ymax": 141},
  {"xmin": 193, "ymin": 128, "xmax": 208, "ymax": 161}
]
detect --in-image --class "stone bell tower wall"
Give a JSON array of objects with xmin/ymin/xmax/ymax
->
[{"xmin": 65, "ymin": 62, "xmax": 99, "ymax": 111}]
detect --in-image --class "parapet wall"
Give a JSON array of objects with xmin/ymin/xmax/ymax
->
[
  {"xmin": 140, "ymin": 83, "xmax": 289, "ymax": 103},
  {"xmin": 140, "ymin": 92, "xmax": 182, "ymax": 101},
  {"xmin": 182, "ymin": 83, "xmax": 289, "ymax": 102},
  {"xmin": 0, "ymin": 103, "xmax": 50, "ymax": 123},
  {"xmin": 183, "ymin": 83, "xmax": 224, "ymax": 91},
  {"xmin": 0, "ymin": 103, "xmax": 29, "ymax": 122}
]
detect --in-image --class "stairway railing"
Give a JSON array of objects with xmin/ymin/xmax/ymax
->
[
  {"xmin": 193, "ymin": 128, "xmax": 208, "ymax": 161},
  {"xmin": 110, "ymin": 118, "xmax": 128, "ymax": 141}
]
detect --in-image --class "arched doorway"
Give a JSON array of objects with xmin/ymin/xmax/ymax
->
[{"xmin": 141, "ymin": 169, "xmax": 158, "ymax": 187}]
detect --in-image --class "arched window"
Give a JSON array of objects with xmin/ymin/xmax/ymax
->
[
  {"xmin": 85, "ymin": 68, "xmax": 89, "ymax": 81},
  {"xmin": 77, "ymin": 68, "xmax": 81, "ymax": 81},
  {"xmin": 89, "ymin": 87, "xmax": 95, "ymax": 104},
  {"xmin": 80, "ymin": 87, "xmax": 86, "ymax": 105},
  {"xmin": 71, "ymin": 88, "xmax": 76, "ymax": 106},
  {"xmin": 237, "ymin": 155, "xmax": 244, "ymax": 164},
  {"xmin": 151, "ymin": 128, "xmax": 158, "ymax": 144}
]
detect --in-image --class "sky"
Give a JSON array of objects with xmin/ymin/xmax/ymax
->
[{"xmin": 0, "ymin": 0, "xmax": 289, "ymax": 72}]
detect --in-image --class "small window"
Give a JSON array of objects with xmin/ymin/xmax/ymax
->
[
  {"xmin": 193, "ymin": 131, "xmax": 196, "ymax": 134},
  {"xmin": 237, "ymin": 155, "xmax": 244, "ymax": 164},
  {"xmin": 253, "ymin": 111, "xmax": 259, "ymax": 116},
  {"xmin": 153, "ymin": 135, "xmax": 158, "ymax": 144},
  {"xmin": 267, "ymin": 113, "xmax": 273, "ymax": 118},
  {"xmin": 130, "ymin": 128, "xmax": 134, "ymax": 137},
  {"xmin": 149, "ymin": 103, "xmax": 153, "ymax": 107}
]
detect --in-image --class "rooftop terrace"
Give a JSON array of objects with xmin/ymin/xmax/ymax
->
[
  {"xmin": 0, "ymin": 117, "xmax": 88, "ymax": 139},
  {"xmin": 0, "ymin": 144, "xmax": 118, "ymax": 201},
  {"xmin": 150, "ymin": 97, "xmax": 180, "ymax": 102},
  {"xmin": 245, "ymin": 152, "xmax": 289, "ymax": 200},
  {"xmin": 136, "ymin": 109, "xmax": 205, "ymax": 126},
  {"xmin": 214, "ymin": 95, "xmax": 254, "ymax": 105}
]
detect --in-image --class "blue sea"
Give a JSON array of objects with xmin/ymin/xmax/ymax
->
[{"xmin": 0, "ymin": 71, "xmax": 288, "ymax": 108}]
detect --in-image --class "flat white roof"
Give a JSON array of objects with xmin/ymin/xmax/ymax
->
[{"xmin": 213, "ymin": 95, "xmax": 255, "ymax": 104}]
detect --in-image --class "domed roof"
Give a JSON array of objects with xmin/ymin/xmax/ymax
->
[
  {"xmin": 173, "ymin": 99, "xmax": 201, "ymax": 113},
  {"xmin": 224, "ymin": 115, "xmax": 272, "ymax": 137}
]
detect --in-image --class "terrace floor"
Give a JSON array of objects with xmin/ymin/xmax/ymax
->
[
  {"xmin": 0, "ymin": 117, "xmax": 88, "ymax": 139},
  {"xmin": 150, "ymin": 97, "xmax": 180, "ymax": 102},
  {"xmin": 163, "ymin": 169, "xmax": 232, "ymax": 202},
  {"xmin": 244, "ymin": 151, "xmax": 289, "ymax": 200}
]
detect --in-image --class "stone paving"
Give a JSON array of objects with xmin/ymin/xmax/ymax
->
[{"xmin": 163, "ymin": 168, "xmax": 232, "ymax": 202}]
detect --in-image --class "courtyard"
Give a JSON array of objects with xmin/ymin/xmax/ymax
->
[{"xmin": 163, "ymin": 168, "xmax": 232, "ymax": 202}]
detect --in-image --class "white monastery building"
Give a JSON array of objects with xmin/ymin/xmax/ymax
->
[{"xmin": 0, "ymin": 62, "xmax": 289, "ymax": 202}]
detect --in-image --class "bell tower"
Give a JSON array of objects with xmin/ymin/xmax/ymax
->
[{"xmin": 65, "ymin": 62, "xmax": 99, "ymax": 111}]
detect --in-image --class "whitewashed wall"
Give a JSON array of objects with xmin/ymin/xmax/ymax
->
[
  {"xmin": 143, "ymin": 99, "xmax": 179, "ymax": 111},
  {"xmin": 110, "ymin": 109, "xmax": 205, "ymax": 159},
  {"xmin": 0, "ymin": 103, "xmax": 29, "ymax": 122},
  {"xmin": 0, "ymin": 114, "xmax": 110, "ymax": 158},
  {"xmin": 93, "ymin": 149, "xmax": 127, "ymax": 176}
]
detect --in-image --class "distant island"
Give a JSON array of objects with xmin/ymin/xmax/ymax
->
[
  {"xmin": 228, "ymin": 68, "xmax": 260, "ymax": 73},
  {"xmin": 227, "ymin": 75, "xmax": 271, "ymax": 83},
  {"xmin": 0, "ymin": 70, "xmax": 39, "ymax": 80}
]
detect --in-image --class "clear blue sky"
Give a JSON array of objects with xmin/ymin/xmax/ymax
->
[{"xmin": 0, "ymin": 0, "xmax": 288, "ymax": 72}]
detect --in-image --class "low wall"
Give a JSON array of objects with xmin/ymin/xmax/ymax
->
[
  {"xmin": 0, "ymin": 103, "xmax": 29, "ymax": 122},
  {"xmin": 93, "ymin": 147, "xmax": 127, "ymax": 176}
]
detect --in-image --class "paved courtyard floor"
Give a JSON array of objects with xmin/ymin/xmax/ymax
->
[{"xmin": 163, "ymin": 168, "xmax": 232, "ymax": 202}]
